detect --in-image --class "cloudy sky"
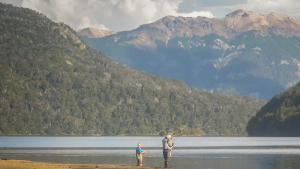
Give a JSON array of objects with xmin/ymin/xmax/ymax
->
[{"xmin": 1, "ymin": 0, "xmax": 300, "ymax": 31}]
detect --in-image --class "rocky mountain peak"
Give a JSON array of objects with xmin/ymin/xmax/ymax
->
[
  {"xmin": 226, "ymin": 9, "xmax": 255, "ymax": 18},
  {"xmin": 266, "ymin": 12, "xmax": 293, "ymax": 22},
  {"xmin": 77, "ymin": 27, "xmax": 117, "ymax": 38},
  {"xmin": 267, "ymin": 12, "xmax": 289, "ymax": 17},
  {"xmin": 161, "ymin": 15, "xmax": 177, "ymax": 22},
  {"xmin": 93, "ymin": 9, "xmax": 300, "ymax": 47}
]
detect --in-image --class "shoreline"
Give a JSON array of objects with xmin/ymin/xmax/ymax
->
[{"xmin": 0, "ymin": 159, "xmax": 162, "ymax": 169}]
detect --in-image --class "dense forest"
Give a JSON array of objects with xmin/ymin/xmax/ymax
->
[
  {"xmin": 247, "ymin": 82, "xmax": 300, "ymax": 136},
  {"xmin": 0, "ymin": 3, "xmax": 266, "ymax": 136}
]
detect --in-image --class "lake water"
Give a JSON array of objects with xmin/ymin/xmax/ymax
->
[{"xmin": 0, "ymin": 137, "xmax": 300, "ymax": 169}]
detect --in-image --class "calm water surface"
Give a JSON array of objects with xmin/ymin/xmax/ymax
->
[{"xmin": 0, "ymin": 137, "xmax": 300, "ymax": 169}]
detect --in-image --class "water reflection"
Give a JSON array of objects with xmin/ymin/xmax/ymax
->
[
  {"xmin": 278, "ymin": 155, "xmax": 300, "ymax": 169},
  {"xmin": 1, "ymin": 137, "xmax": 300, "ymax": 169},
  {"xmin": 1, "ymin": 154, "xmax": 300, "ymax": 169}
]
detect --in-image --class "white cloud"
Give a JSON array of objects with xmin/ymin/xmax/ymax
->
[
  {"xmin": 0, "ymin": 0, "xmax": 22, "ymax": 6},
  {"xmin": 177, "ymin": 11, "xmax": 214, "ymax": 18},
  {"xmin": 2, "ymin": 0, "xmax": 300, "ymax": 30},
  {"xmin": 202, "ymin": 0, "xmax": 300, "ymax": 18},
  {"xmin": 246, "ymin": 0, "xmax": 300, "ymax": 15},
  {"xmin": 79, "ymin": 17, "xmax": 109, "ymax": 30},
  {"xmin": 22, "ymin": 0, "xmax": 83, "ymax": 29},
  {"xmin": 0, "ymin": 0, "xmax": 215, "ymax": 31}
]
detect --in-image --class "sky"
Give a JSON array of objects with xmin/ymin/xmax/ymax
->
[{"xmin": 1, "ymin": 0, "xmax": 300, "ymax": 31}]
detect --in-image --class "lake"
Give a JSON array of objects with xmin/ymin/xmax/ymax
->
[{"xmin": 0, "ymin": 137, "xmax": 300, "ymax": 169}]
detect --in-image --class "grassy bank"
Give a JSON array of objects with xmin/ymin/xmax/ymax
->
[{"xmin": 0, "ymin": 160, "xmax": 162, "ymax": 169}]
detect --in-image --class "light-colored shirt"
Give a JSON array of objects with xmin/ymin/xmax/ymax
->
[{"xmin": 162, "ymin": 138, "xmax": 173, "ymax": 150}]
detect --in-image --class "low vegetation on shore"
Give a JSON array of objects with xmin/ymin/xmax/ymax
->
[{"xmin": 0, "ymin": 160, "xmax": 162, "ymax": 169}]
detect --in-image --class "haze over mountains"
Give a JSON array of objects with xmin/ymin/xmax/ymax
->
[
  {"xmin": 80, "ymin": 9, "xmax": 300, "ymax": 100},
  {"xmin": 0, "ymin": 3, "xmax": 265, "ymax": 136},
  {"xmin": 2, "ymin": 2, "xmax": 300, "ymax": 137}
]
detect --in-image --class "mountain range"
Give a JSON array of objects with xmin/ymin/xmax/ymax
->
[
  {"xmin": 80, "ymin": 9, "xmax": 300, "ymax": 100},
  {"xmin": 0, "ymin": 3, "xmax": 265, "ymax": 136}
]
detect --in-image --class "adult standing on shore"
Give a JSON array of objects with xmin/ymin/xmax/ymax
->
[
  {"xmin": 162, "ymin": 135, "xmax": 174, "ymax": 168},
  {"xmin": 136, "ymin": 143, "xmax": 147, "ymax": 166}
]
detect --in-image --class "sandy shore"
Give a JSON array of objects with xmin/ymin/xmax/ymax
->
[{"xmin": 0, "ymin": 159, "xmax": 162, "ymax": 169}]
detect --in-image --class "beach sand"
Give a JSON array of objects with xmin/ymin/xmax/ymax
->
[{"xmin": 0, "ymin": 159, "xmax": 162, "ymax": 169}]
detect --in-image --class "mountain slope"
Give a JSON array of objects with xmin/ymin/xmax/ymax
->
[
  {"xmin": 80, "ymin": 10, "xmax": 300, "ymax": 100},
  {"xmin": 0, "ymin": 3, "xmax": 266, "ymax": 136},
  {"xmin": 78, "ymin": 27, "xmax": 117, "ymax": 38},
  {"xmin": 247, "ymin": 82, "xmax": 300, "ymax": 136}
]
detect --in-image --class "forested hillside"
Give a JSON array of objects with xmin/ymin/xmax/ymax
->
[
  {"xmin": 0, "ymin": 3, "xmax": 266, "ymax": 136},
  {"xmin": 247, "ymin": 83, "xmax": 300, "ymax": 136}
]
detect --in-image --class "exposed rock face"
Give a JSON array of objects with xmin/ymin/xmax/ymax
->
[
  {"xmin": 214, "ymin": 39, "xmax": 230, "ymax": 50},
  {"xmin": 77, "ymin": 27, "xmax": 117, "ymax": 38},
  {"xmin": 98, "ymin": 10, "xmax": 300, "ymax": 49},
  {"xmin": 224, "ymin": 10, "xmax": 300, "ymax": 37},
  {"xmin": 142, "ymin": 10, "xmax": 300, "ymax": 42},
  {"xmin": 80, "ymin": 10, "xmax": 300, "ymax": 100}
]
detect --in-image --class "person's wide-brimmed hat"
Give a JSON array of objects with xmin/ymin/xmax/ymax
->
[{"xmin": 165, "ymin": 135, "xmax": 172, "ymax": 138}]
